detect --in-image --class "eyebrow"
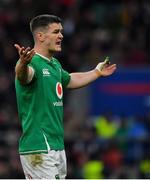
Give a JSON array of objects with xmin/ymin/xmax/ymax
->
[{"xmin": 53, "ymin": 28, "xmax": 63, "ymax": 32}]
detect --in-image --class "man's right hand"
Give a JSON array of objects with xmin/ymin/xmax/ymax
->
[
  {"xmin": 14, "ymin": 44, "xmax": 35, "ymax": 84},
  {"xmin": 14, "ymin": 44, "xmax": 35, "ymax": 64}
]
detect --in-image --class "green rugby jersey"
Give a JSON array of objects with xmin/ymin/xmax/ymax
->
[{"xmin": 15, "ymin": 53, "xmax": 71, "ymax": 155}]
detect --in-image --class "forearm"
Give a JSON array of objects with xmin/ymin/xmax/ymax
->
[
  {"xmin": 67, "ymin": 57, "xmax": 116, "ymax": 89},
  {"xmin": 15, "ymin": 61, "xmax": 29, "ymax": 84},
  {"xmin": 67, "ymin": 69, "xmax": 101, "ymax": 89}
]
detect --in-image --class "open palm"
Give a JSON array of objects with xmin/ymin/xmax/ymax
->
[{"xmin": 100, "ymin": 64, "xmax": 117, "ymax": 76}]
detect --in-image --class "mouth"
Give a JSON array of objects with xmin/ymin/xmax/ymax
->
[{"xmin": 56, "ymin": 41, "xmax": 62, "ymax": 46}]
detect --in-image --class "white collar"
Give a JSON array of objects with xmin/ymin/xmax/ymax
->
[{"xmin": 36, "ymin": 53, "xmax": 52, "ymax": 62}]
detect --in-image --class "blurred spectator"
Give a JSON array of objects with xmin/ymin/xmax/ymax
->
[
  {"xmin": 94, "ymin": 114, "xmax": 118, "ymax": 139},
  {"xmin": 102, "ymin": 141, "xmax": 123, "ymax": 172},
  {"xmin": 82, "ymin": 160, "xmax": 104, "ymax": 179},
  {"xmin": 139, "ymin": 152, "xmax": 150, "ymax": 178}
]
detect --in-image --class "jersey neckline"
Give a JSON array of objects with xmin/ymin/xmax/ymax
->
[{"xmin": 35, "ymin": 53, "xmax": 53, "ymax": 62}]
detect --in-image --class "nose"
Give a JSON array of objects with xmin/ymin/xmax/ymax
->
[{"xmin": 59, "ymin": 32, "xmax": 63, "ymax": 39}]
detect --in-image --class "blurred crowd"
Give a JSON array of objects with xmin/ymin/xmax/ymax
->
[
  {"xmin": 0, "ymin": 0, "xmax": 150, "ymax": 178},
  {"xmin": 65, "ymin": 112, "xmax": 150, "ymax": 179}
]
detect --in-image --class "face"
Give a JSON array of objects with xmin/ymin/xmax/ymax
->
[{"xmin": 40, "ymin": 23, "xmax": 63, "ymax": 52}]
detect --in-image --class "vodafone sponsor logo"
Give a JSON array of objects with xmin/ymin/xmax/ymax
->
[
  {"xmin": 53, "ymin": 101, "xmax": 63, "ymax": 106},
  {"xmin": 56, "ymin": 82, "xmax": 63, "ymax": 99}
]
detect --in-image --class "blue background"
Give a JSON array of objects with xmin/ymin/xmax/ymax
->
[{"xmin": 89, "ymin": 68, "xmax": 150, "ymax": 116}]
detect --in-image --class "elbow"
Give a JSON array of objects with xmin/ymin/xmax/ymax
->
[{"xmin": 16, "ymin": 74, "xmax": 28, "ymax": 85}]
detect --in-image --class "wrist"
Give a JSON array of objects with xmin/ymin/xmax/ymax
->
[
  {"xmin": 94, "ymin": 69, "xmax": 102, "ymax": 77},
  {"xmin": 19, "ymin": 59, "xmax": 29, "ymax": 66}
]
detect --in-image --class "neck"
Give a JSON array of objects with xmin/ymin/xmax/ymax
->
[{"xmin": 34, "ymin": 45, "xmax": 54, "ymax": 59}]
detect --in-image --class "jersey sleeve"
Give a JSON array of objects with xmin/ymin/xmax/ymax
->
[
  {"xmin": 61, "ymin": 69, "xmax": 71, "ymax": 88},
  {"xmin": 27, "ymin": 60, "xmax": 37, "ymax": 83}
]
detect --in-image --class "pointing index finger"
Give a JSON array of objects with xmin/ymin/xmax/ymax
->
[{"xmin": 14, "ymin": 44, "xmax": 21, "ymax": 51}]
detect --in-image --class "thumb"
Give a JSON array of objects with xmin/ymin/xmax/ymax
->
[
  {"xmin": 103, "ymin": 56, "xmax": 110, "ymax": 65},
  {"xmin": 96, "ymin": 56, "xmax": 110, "ymax": 71}
]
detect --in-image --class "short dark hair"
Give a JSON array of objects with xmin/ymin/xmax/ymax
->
[{"xmin": 30, "ymin": 14, "xmax": 62, "ymax": 34}]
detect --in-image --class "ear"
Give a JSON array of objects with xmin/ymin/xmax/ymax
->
[{"xmin": 36, "ymin": 32, "xmax": 45, "ymax": 42}]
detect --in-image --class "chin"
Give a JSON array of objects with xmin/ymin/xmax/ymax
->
[{"xmin": 56, "ymin": 48, "xmax": 62, "ymax": 52}]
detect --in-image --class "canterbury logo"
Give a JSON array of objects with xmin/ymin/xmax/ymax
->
[{"xmin": 42, "ymin": 69, "xmax": 50, "ymax": 76}]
